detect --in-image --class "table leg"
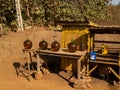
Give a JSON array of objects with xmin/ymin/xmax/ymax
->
[
  {"xmin": 27, "ymin": 52, "xmax": 31, "ymax": 75},
  {"xmin": 77, "ymin": 58, "xmax": 81, "ymax": 80},
  {"xmin": 33, "ymin": 53, "xmax": 43, "ymax": 80},
  {"xmin": 119, "ymin": 66, "xmax": 120, "ymax": 80},
  {"xmin": 36, "ymin": 54, "xmax": 41, "ymax": 72}
]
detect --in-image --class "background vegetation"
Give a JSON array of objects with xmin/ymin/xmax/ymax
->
[{"xmin": 0, "ymin": 0, "xmax": 120, "ymax": 31}]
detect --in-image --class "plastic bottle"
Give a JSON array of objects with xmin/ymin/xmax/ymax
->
[{"xmin": 90, "ymin": 51, "xmax": 96, "ymax": 60}]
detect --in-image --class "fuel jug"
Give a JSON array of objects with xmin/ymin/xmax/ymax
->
[
  {"xmin": 101, "ymin": 44, "xmax": 108, "ymax": 55},
  {"xmin": 90, "ymin": 51, "xmax": 96, "ymax": 60}
]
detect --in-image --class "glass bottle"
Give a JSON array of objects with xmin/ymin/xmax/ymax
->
[
  {"xmin": 79, "ymin": 42, "xmax": 86, "ymax": 51},
  {"xmin": 39, "ymin": 39, "xmax": 48, "ymax": 50},
  {"xmin": 68, "ymin": 39, "xmax": 77, "ymax": 52},
  {"xmin": 23, "ymin": 39, "xmax": 32, "ymax": 49},
  {"xmin": 51, "ymin": 36, "xmax": 60, "ymax": 51}
]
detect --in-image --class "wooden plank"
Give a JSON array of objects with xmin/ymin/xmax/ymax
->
[
  {"xmin": 86, "ymin": 65, "xmax": 98, "ymax": 76},
  {"xmin": 96, "ymin": 56, "xmax": 118, "ymax": 61},
  {"xmin": 108, "ymin": 67, "xmax": 120, "ymax": 80},
  {"xmin": 36, "ymin": 49, "xmax": 87, "ymax": 58},
  {"xmin": 89, "ymin": 60, "xmax": 118, "ymax": 65},
  {"xmin": 94, "ymin": 40, "xmax": 120, "ymax": 44},
  {"xmin": 77, "ymin": 58, "xmax": 81, "ymax": 79}
]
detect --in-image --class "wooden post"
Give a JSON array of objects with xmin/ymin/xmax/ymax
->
[
  {"xmin": 87, "ymin": 33, "xmax": 91, "ymax": 74},
  {"xmin": 15, "ymin": 0, "xmax": 24, "ymax": 31},
  {"xmin": 88, "ymin": 33, "xmax": 91, "ymax": 53},
  {"xmin": 0, "ymin": 24, "xmax": 3, "ymax": 37},
  {"xmin": 36, "ymin": 53, "xmax": 41, "ymax": 73},
  {"xmin": 77, "ymin": 55, "xmax": 86, "ymax": 79},
  {"xmin": 27, "ymin": 51, "xmax": 31, "ymax": 80},
  {"xmin": 90, "ymin": 33, "xmax": 94, "ymax": 50},
  {"xmin": 77, "ymin": 58, "xmax": 81, "ymax": 79},
  {"xmin": 108, "ymin": 67, "xmax": 120, "ymax": 80},
  {"xmin": 86, "ymin": 65, "xmax": 98, "ymax": 76},
  {"xmin": 118, "ymin": 43, "xmax": 120, "ymax": 82}
]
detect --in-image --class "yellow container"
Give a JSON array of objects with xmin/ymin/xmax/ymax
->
[{"xmin": 101, "ymin": 44, "xmax": 108, "ymax": 55}]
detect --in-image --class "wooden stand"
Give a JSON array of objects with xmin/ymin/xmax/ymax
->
[
  {"xmin": 87, "ymin": 26, "xmax": 120, "ymax": 84},
  {"xmin": 21, "ymin": 49, "xmax": 87, "ymax": 83}
]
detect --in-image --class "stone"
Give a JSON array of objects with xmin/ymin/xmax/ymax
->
[
  {"xmin": 42, "ymin": 68, "xmax": 51, "ymax": 75},
  {"xmin": 34, "ymin": 71, "xmax": 43, "ymax": 80},
  {"xmin": 73, "ymin": 84, "xmax": 87, "ymax": 89},
  {"xmin": 73, "ymin": 79, "xmax": 87, "ymax": 89},
  {"xmin": 74, "ymin": 79, "xmax": 86, "ymax": 85}
]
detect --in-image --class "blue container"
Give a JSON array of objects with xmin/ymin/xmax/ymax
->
[{"xmin": 90, "ymin": 51, "xmax": 96, "ymax": 60}]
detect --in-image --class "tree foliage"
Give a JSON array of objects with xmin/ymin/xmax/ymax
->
[
  {"xmin": 0, "ymin": 0, "xmax": 111, "ymax": 30},
  {"xmin": 97, "ymin": 3, "xmax": 120, "ymax": 25},
  {"xmin": 0, "ymin": 0, "xmax": 16, "ymax": 28}
]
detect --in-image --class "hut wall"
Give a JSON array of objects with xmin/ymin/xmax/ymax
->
[{"xmin": 61, "ymin": 25, "xmax": 88, "ymax": 72}]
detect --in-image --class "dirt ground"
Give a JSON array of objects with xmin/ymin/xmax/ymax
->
[{"xmin": 0, "ymin": 27, "xmax": 120, "ymax": 90}]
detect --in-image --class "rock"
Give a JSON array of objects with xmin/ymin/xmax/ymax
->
[
  {"xmin": 73, "ymin": 84, "xmax": 87, "ymax": 89},
  {"xmin": 42, "ymin": 68, "xmax": 51, "ymax": 75},
  {"xmin": 34, "ymin": 71, "xmax": 43, "ymax": 80},
  {"xmin": 86, "ymin": 83, "xmax": 92, "ymax": 88},
  {"xmin": 74, "ymin": 79, "xmax": 86, "ymax": 85},
  {"xmin": 73, "ymin": 77, "xmax": 92, "ymax": 89},
  {"xmin": 82, "ymin": 76, "xmax": 92, "ymax": 83},
  {"xmin": 73, "ymin": 79, "xmax": 87, "ymax": 89}
]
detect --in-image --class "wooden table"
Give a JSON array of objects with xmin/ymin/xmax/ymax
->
[{"xmin": 35, "ymin": 49, "xmax": 87, "ymax": 80}]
